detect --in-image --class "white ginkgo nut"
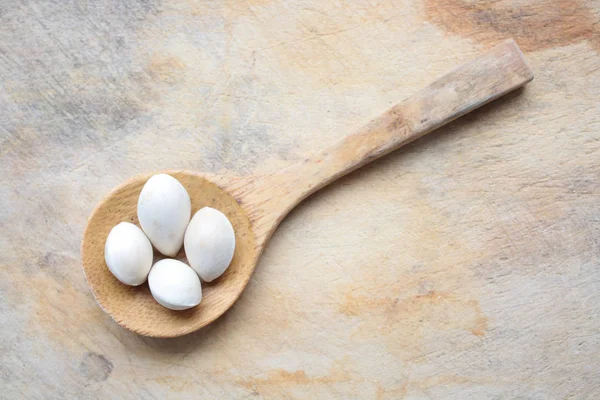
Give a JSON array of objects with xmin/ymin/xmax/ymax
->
[
  {"xmin": 184, "ymin": 207, "xmax": 236, "ymax": 282},
  {"xmin": 148, "ymin": 259, "xmax": 202, "ymax": 310},
  {"xmin": 137, "ymin": 174, "xmax": 191, "ymax": 257},
  {"xmin": 105, "ymin": 222, "xmax": 153, "ymax": 286}
]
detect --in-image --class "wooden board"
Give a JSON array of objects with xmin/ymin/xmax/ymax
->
[{"xmin": 1, "ymin": 0, "xmax": 599, "ymax": 398}]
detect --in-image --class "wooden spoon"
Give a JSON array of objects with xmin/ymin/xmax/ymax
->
[{"xmin": 82, "ymin": 39, "xmax": 533, "ymax": 337}]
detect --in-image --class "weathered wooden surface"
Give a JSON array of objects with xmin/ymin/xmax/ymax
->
[{"xmin": 1, "ymin": 0, "xmax": 599, "ymax": 399}]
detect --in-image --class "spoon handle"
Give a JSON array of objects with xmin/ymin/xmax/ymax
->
[
  {"xmin": 297, "ymin": 39, "xmax": 531, "ymax": 188},
  {"xmin": 242, "ymin": 40, "xmax": 533, "ymax": 238}
]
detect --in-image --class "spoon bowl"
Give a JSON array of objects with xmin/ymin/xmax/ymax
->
[
  {"xmin": 82, "ymin": 39, "xmax": 533, "ymax": 337},
  {"xmin": 82, "ymin": 171, "xmax": 259, "ymax": 337}
]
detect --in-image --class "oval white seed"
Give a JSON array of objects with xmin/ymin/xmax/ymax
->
[
  {"xmin": 137, "ymin": 174, "xmax": 191, "ymax": 256},
  {"xmin": 104, "ymin": 222, "xmax": 153, "ymax": 286},
  {"xmin": 184, "ymin": 207, "xmax": 236, "ymax": 282},
  {"xmin": 148, "ymin": 259, "xmax": 202, "ymax": 310}
]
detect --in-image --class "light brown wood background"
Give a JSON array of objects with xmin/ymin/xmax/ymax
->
[{"xmin": 1, "ymin": 1, "xmax": 599, "ymax": 399}]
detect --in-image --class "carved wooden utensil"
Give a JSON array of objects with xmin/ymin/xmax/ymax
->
[{"xmin": 82, "ymin": 39, "xmax": 533, "ymax": 337}]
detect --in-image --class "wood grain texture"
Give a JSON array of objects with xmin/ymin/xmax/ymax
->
[{"xmin": 1, "ymin": 0, "xmax": 599, "ymax": 399}]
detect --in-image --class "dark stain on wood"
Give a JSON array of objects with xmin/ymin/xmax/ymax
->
[
  {"xmin": 79, "ymin": 352, "xmax": 114, "ymax": 382},
  {"xmin": 423, "ymin": 0, "xmax": 599, "ymax": 52}
]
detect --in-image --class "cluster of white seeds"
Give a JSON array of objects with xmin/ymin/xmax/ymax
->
[{"xmin": 104, "ymin": 174, "xmax": 236, "ymax": 310}]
